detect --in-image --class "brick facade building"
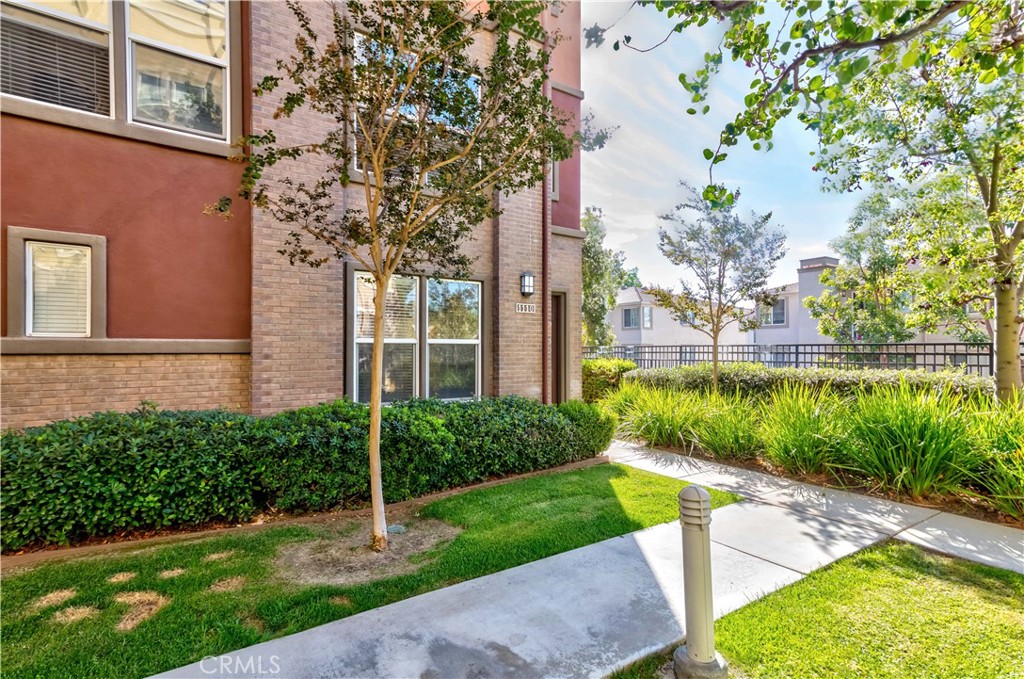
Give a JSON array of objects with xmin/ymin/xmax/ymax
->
[{"xmin": 1, "ymin": 0, "xmax": 583, "ymax": 429}]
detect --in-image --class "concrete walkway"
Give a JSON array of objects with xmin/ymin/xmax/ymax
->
[{"xmin": 156, "ymin": 441, "xmax": 1024, "ymax": 679}]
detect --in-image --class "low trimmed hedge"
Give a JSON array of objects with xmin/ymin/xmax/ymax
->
[
  {"xmin": 583, "ymin": 358, "xmax": 638, "ymax": 402},
  {"xmin": 0, "ymin": 397, "xmax": 614, "ymax": 552},
  {"xmin": 624, "ymin": 362, "xmax": 994, "ymax": 399}
]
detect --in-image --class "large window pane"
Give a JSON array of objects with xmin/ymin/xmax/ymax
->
[
  {"xmin": 1, "ymin": 3, "xmax": 110, "ymax": 115},
  {"xmin": 27, "ymin": 241, "xmax": 90, "ymax": 336},
  {"xmin": 428, "ymin": 279, "xmax": 479, "ymax": 339},
  {"xmin": 34, "ymin": 0, "xmax": 109, "ymax": 25},
  {"xmin": 429, "ymin": 344, "xmax": 477, "ymax": 399},
  {"xmin": 133, "ymin": 43, "xmax": 224, "ymax": 136},
  {"xmin": 129, "ymin": 0, "xmax": 226, "ymax": 59},
  {"xmin": 355, "ymin": 273, "xmax": 417, "ymax": 340},
  {"xmin": 357, "ymin": 343, "xmax": 415, "ymax": 403}
]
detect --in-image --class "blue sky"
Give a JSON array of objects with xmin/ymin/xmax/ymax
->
[{"xmin": 579, "ymin": 1, "xmax": 863, "ymax": 288}]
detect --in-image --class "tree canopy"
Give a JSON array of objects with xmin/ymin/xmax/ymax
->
[{"xmin": 647, "ymin": 184, "xmax": 786, "ymax": 388}]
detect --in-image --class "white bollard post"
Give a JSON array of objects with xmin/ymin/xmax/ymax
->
[{"xmin": 674, "ymin": 486, "xmax": 728, "ymax": 679}]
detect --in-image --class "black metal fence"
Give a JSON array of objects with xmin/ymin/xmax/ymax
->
[{"xmin": 584, "ymin": 343, "xmax": 1000, "ymax": 376}]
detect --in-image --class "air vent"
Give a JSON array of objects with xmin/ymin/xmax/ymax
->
[{"xmin": 1, "ymin": 17, "xmax": 110, "ymax": 115}]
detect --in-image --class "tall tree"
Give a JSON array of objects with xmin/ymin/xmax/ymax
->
[
  {"xmin": 581, "ymin": 207, "xmax": 627, "ymax": 346},
  {"xmin": 804, "ymin": 191, "xmax": 916, "ymax": 344},
  {"xmin": 603, "ymin": 0, "xmax": 1024, "ymax": 398},
  {"xmin": 219, "ymin": 0, "xmax": 571, "ymax": 550},
  {"xmin": 647, "ymin": 184, "xmax": 786, "ymax": 389}
]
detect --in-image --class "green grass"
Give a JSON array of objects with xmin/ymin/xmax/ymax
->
[
  {"xmin": 611, "ymin": 542, "xmax": 1024, "ymax": 679},
  {"xmin": 0, "ymin": 464, "xmax": 739, "ymax": 679}
]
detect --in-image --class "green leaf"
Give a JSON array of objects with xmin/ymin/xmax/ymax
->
[
  {"xmin": 808, "ymin": 75, "xmax": 824, "ymax": 90},
  {"xmin": 703, "ymin": 148, "xmax": 714, "ymax": 160},
  {"xmin": 902, "ymin": 49, "xmax": 920, "ymax": 68}
]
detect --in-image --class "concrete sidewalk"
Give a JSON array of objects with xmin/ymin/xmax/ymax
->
[{"xmin": 156, "ymin": 441, "xmax": 1023, "ymax": 679}]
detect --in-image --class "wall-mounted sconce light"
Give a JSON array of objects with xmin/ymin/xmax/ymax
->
[{"xmin": 520, "ymin": 272, "xmax": 535, "ymax": 296}]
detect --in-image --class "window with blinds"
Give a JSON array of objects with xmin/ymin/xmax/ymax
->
[
  {"xmin": 355, "ymin": 272, "xmax": 418, "ymax": 403},
  {"xmin": 26, "ymin": 241, "xmax": 91, "ymax": 337},
  {"xmin": 0, "ymin": 3, "xmax": 111, "ymax": 115}
]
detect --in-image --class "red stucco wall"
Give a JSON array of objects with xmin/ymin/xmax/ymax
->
[{"xmin": 1, "ymin": 116, "xmax": 251, "ymax": 339}]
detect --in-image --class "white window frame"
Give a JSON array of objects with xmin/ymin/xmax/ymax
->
[
  {"xmin": 642, "ymin": 306, "xmax": 653, "ymax": 329},
  {"xmin": 425, "ymin": 278, "xmax": 481, "ymax": 401},
  {"xmin": 25, "ymin": 240, "xmax": 92, "ymax": 338},
  {"xmin": 759, "ymin": 299, "xmax": 787, "ymax": 326},
  {"xmin": 352, "ymin": 272, "xmax": 419, "ymax": 404}
]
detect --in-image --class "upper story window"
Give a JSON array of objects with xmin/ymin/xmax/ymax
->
[
  {"xmin": 642, "ymin": 306, "xmax": 653, "ymax": 329},
  {"xmin": 622, "ymin": 307, "xmax": 639, "ymax": 329},
  {"xmin": 1, "ymin": 0, "xmax": 234, "ymax": 147},
  {"xmin": 759, "ymin": 299, "xmax": 786, "ymax": 326}
]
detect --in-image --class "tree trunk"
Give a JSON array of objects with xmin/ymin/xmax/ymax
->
[
  {"xmin": 368, "ymin": 275, "xmax": 390, "ymax": 551},
  {"xmin": 711, "ymin": 331, "xmax": 720, "ymax": 393},
  {"xmin": 993, "ymin": 281, "xmax": 1022, "ymax": 402}
]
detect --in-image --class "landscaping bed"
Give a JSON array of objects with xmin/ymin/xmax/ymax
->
[
  {"xmin": 0, "ymin": 464, "xmax": 740, "ymax": 679},
  {"xmin": 601, "ymin": 363, "xmax": 1024, "ymax": 524},
  {"xmin": 611, "ymin": 541, "xmax": 1024, "ymax": 679},
  {"xmin": 0, "ymin": 396, "xmax": 616, "ymax": 552}
]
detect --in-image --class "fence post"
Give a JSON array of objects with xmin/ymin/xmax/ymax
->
[{"xmin": 675, "ymin": 486, "xmax": 729, "ymax": 679}]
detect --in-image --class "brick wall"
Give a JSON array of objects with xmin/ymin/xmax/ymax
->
[
  {"xmin": 248, "ymin": 2, "xmax": 577, "ymax": 409},
  {"xmin": 1, "ymin": 354, "xmax": 251, "ymax": 429}
]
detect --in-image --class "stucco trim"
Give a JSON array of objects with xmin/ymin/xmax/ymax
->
[
  {"xmin": 0, "ymin": 338, "xmax": 251, "ymax": 355},
  {"xmin": 7, "ymin": 226, "xmax": 108, "ymax": 339},
  {"xmin": 550, "ymin": 225, "xmax": 584, "ymax": 239},
  {"xmin": 551, "ymin": 81, "xmax": 584, "ymax": 99}
]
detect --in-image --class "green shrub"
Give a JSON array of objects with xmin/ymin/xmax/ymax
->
[
  {"xmin": 1, "ymin": 396, "xmax": 605, "ymax": 551},
  {"xmin": 0, "ymin": 408, "xmax": 260, "ymax": 552},
  {"xmin": 843, "ymin": 383, "xmax": 980, "ymax": 498},
  {"xmin": 583, "ymin": 358, "xmax": 638, "ymax": 402},
  {"xmin": 625, "ymin": 362, "xmax": 994, "ymax": 400},
  {"xmin": 557, "ymin": 400, "xmax": 617, "ymax": 456},
  {"xmin": 599, "ymin": 380, "xmax": 647, "ymax": 420},
  {"xmin": 758, "ymin": 383, "xmax": 848, "ymax": 475},
  {"xmin": 694, "ymin": 390, "xmax": 762, "ymax": 460},
  {"xmin": 616, "ymin": 387, "xmax": 706, "ymax": 449},
  {"xmin": 968, "ymin": 396, "xmax": 1024, "ymax": 519}
]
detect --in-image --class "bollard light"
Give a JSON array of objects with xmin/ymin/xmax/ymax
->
[{"xmin": 674, "ymin": 485, "xmax": 729, "ymax": 679}]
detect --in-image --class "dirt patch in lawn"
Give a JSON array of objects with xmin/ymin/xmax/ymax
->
[
  {"xmin": 202, "ymin": 551, "xmax": 234, "ymax": 562},
  {"xmin": 158, "ymin": 568, "xmax": 186, "ymax": 579},
  {"xmin": 30, "ymin": 588, "xmax": 76, "ymax": 611},
  {"xmin": 52, "ymin": 606, "xmax": 99, "ymax": 624},
  {"xmin": 113, "ymin": 591, "xmax": 170, "ymax": 631},
  {"xmin": 209, "ymin": 576, "xmax": 246, "ymax": 593},
  {"xmin": 107, "ymin": 571, "xmax": 136, "ymax": 583},
  {"xmin": 275, "ymin": 513, "xmax": 461, "ymax": 587}
]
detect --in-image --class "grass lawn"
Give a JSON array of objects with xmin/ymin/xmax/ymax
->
[
  {"xmin": 0, "ymin": 463, "xmax": 738, "ymax": 679},
  {"xmin": 612, "ymin": 542, "xmax": 1024, "ymax": 679}
]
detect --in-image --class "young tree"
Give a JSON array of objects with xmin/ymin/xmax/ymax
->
[
  {"xmin": 804, "ymin": 192, "xmax": 916, "ymax": 344},
  {"xmin": 647, "ymin": 184, "xmax": 786, "ymax": 389},
  {"xmin": 603, "ymin": 0, "xmax": 1024, "ymax": 398},
  {"xmin": 221, "ymin": 0, "xmax": 572, "ymax": 551},
  {"xmin": 581, "ymin": 207, "xmax": 634, "ymax": 346}
]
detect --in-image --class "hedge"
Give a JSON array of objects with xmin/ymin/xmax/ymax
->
[
  {"xmin": 624, "ymin": 362, "xmax": 994, "ymax": 399},
  {"xmin": 0, "ymin": 397, "xmax": 614, "ymax": 552},
  {"xmin": 582, "ymin": 358, "xmax": 638, "ymax": 402}
]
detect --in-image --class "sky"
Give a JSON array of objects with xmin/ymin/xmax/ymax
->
[{"xmin": 579, "ymin": 1, "xmax": 863, "ymax": 288}]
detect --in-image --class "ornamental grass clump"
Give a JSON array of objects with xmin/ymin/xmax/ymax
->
[
  {"xmin": 615, "ymin": 386, "xmax": 706, "ymax": 449},
  {"xmin": 967, "ymin": 394, "xmax": 1024, "ymax": 519},
  {"xmin": 694, "ymin": 390, "xmax": 761, "ymax": 460},
  {"xmin": 758, "ymin": 383, "xmax": 847, "ymax": 475},
  {"xmin": 844, "ymin": 383, "xmax": 979, "ymax": 499}
]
